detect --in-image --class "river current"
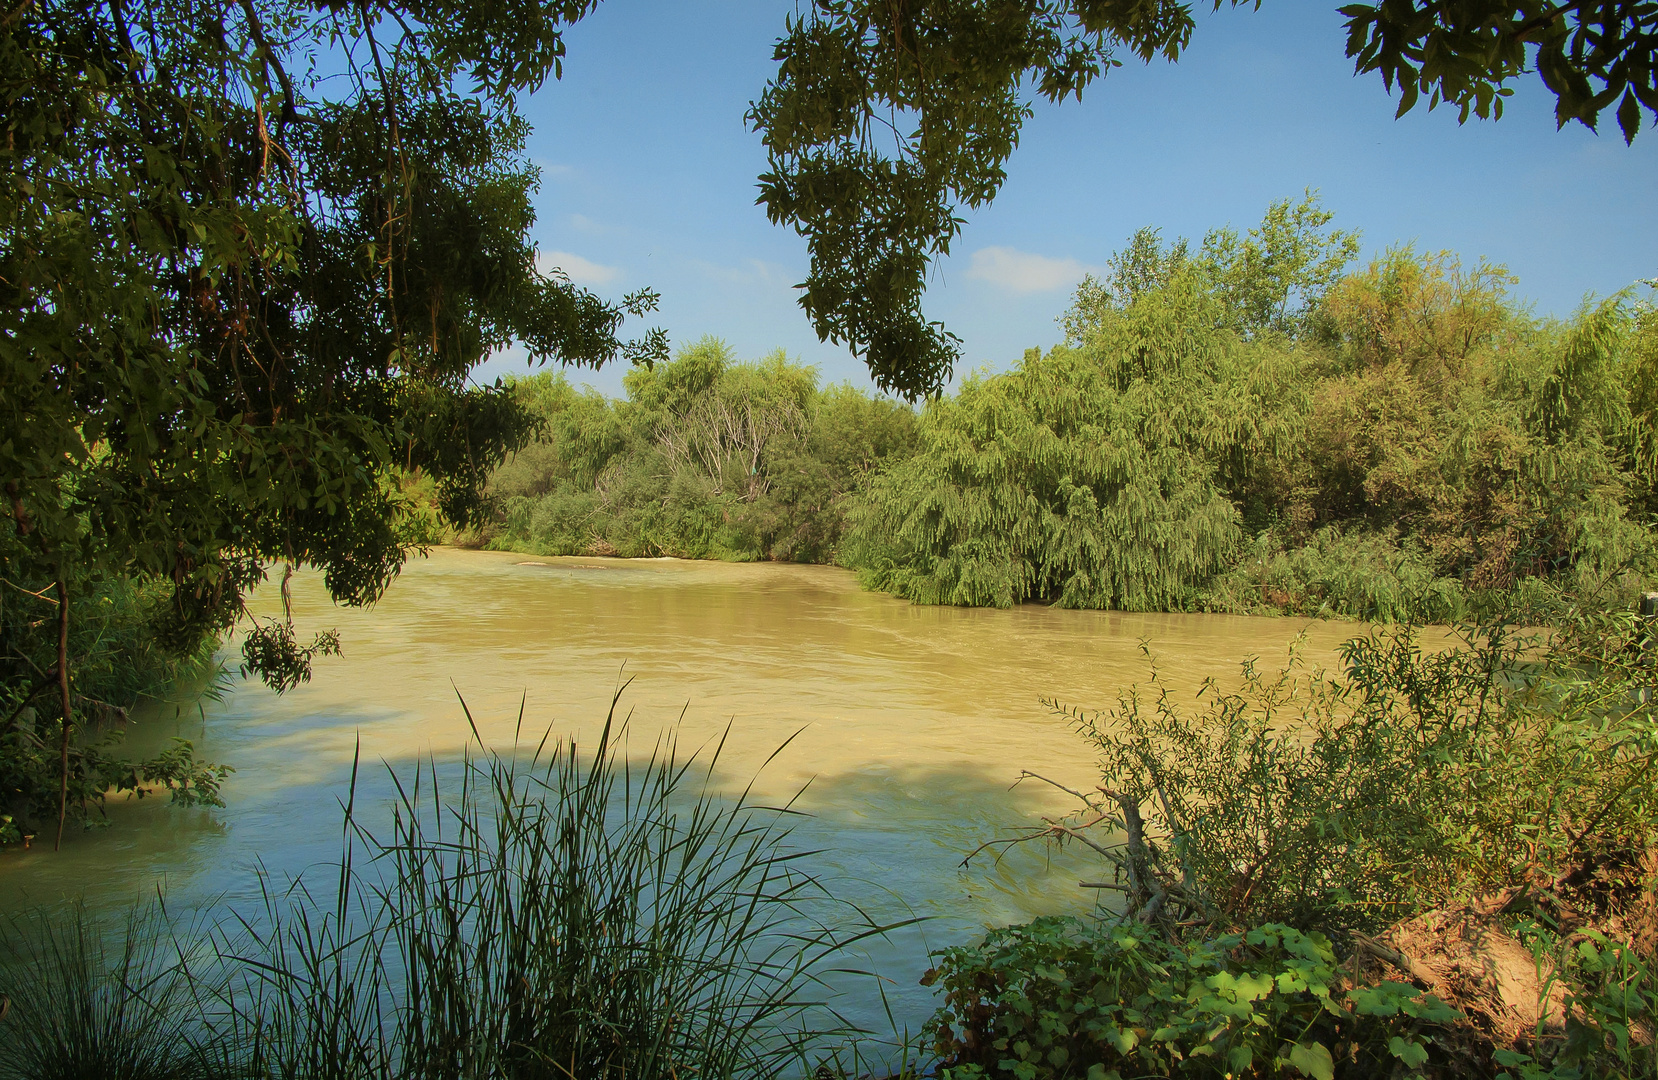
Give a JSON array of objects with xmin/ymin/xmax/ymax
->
[{"xmin": 0, "ymin": 547, "xmax": 1370, "ymax": 1033}]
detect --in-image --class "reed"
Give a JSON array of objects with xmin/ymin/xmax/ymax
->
[
  {"xmin": 0, "ymin": 902, "xmax": 215, "ymax": 1080},
  {"xmin": 2, "ymin": 693, "xmax": 889, "ymax": 1079}
]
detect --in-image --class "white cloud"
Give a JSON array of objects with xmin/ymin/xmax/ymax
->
[
  {"xmin": 537, "ymin": 250, "xmax": 622, "ymax": 287},
  {"xmin": 965, "ymin": 246, "xmax": 1095, "ymax": 294},
  {"xmin": 689, "ymin": 257, "xmax": 791, "ymax": 289}
]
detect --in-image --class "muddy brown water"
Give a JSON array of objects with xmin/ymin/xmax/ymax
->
[{"xmin": 0, "ymin": 547, "xmax": 1372, "ymax": 1035}]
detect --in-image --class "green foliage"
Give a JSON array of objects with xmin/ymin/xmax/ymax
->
[
  {"xmin": 481, "ymin": 338, "xmax": 918, "ymax": 563},
  {"xmin": 0, "ymin": 562, "xmax": 231, "ymax": 841},
  {"xmin": 848, "ymin": 204, "xmax": 1657, "ymax": 620},
  {"xmin": 1489, "ymin": 930, "xmax": 1657, "ymax": 1079},
  {"xmin": 1, "ymin": 0, "xmax": 665, "ymax": 704},
  {"xmin": 845, "ymin": 330, "xmax": 1249, "ymax": 609},
  {"xmin": 1200, "ymin": 192, "xmax": 1362, "ymax": 338},
  {"xmin": 940, "ymin": 607, "xmax": 1658, "ymax": 1079},
  {"xmin": 752, "ymin": 1, "xmax": 1656, "ymax": 395},
  {"xmin": 0, "ymin": 0, "xmax": 678, "ymax": 846},
  {"xmin": 1341, "ymin": 0, "xmax": 1658, "ymax": 142},
  {"xmin": 846, "ymin": 199, "xmax": 1328, "ymax": 610},
  {"xmin": 922, "ymin": 916, "xmax": 1458, "ymax": 1080},
  {"xmin": 1023, "ymin": 617, "xmax": 1658, "ymax": 939},
  {"xmin": 1205, "ymin": 527, "xmax": 1467, "ymax": 623},
  {"xmin": 749, "ymin": 0, "xmax": 1197, "ymax": 396},
  {"xmin": 0, "ymin": 720, "xmax": 232, "ymax": 843}
]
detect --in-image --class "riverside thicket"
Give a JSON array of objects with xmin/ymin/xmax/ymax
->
[
  {"xmin": 477, "ymin": 196, "xmax": 1658, "ymax": 626},
  {"xmin": 849, "ymin": 197, "xmax": 1658, "ymax": 622},
  {"xmin": 470, "ymin": 338, "xmax": 919, "ymax": 562}
]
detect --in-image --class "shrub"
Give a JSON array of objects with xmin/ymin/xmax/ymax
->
[
  {"xmin": 483, "ymin": 343, "xmax": 918, "ymax": 564},
  {"xmin": 944, "ymin": 607, "xmax": 1658, "ymax": 1078},
  {"xmin": 923, "ymin": 916, "xmax": 1458, "ymax": 1080},
  {"xmin": 1204, "ymin": 527, "xmax": 1465, "ymax": 622},
  {"xmin": 997, "ymin": 616, "xmax": 1657, "ymax": 941},
  {"xmin": 0, "ymin": 564, "xmax": 230, "ymax": 842}
]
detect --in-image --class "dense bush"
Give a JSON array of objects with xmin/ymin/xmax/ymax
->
[
  {"xmin": 476, "ymin": 338, "xmax": 918, "ymax": 562},
  {"xmin": 923, "ymin": 918, "xmax": 1459, "ymax": 1080},
  {"xmin": 843, "ymin": 198, "xmax": 1658, "ymax": 619},
  {"xmin": 941, "ymin": 608, "xmax": 1658, "ymax": 1078},
  {"xmin": 467, "ymin": 200, "xmax": 1655, "ymax": 626},
  {"xmin": 1026, "ymin": 615, "xmax": 1658, "ymax": 939},
  {"xmin": 1202, "ymin": 527, "xmax": 1466, "ymax": 623}
]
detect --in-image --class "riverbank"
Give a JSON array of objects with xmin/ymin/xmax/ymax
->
[
  {"xmin": 0, "ymin": 548, "xmax": 1373, "ymax": 1031},
  {"xmin": 4, "ymin": 577, "xmax": 1651, "ymax": 1078}
]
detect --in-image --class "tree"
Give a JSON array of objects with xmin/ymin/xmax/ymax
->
[
  {"xmin": 0, "ymin": 0, "xmax": 665, "ymax": 843},
  {"xmin": 1344, "ymin": 0, "xmax": 1658, "ymax": 140},
  {"xmin": 751, "ymin": 0, "xmax": 1656, "ymax": 399}
]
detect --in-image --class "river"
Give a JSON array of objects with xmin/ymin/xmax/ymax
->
[{"xmin": 0, "ymin": 547, "xmax": 1371, "ymax": 1037}]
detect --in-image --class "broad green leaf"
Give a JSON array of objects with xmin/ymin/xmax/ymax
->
[
  {"xmin": 1388, "ymin": 1035, "xmax": 1429, "ymax": 1067},
  {"xmin": 1288, "ymin": 1040, "xmax": 1334, "ymax": 1080}
]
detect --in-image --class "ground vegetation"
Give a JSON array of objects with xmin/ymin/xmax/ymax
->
[{"xmin": 927, "ymin": 610, "xmax": 1658, "ymax": 1078}]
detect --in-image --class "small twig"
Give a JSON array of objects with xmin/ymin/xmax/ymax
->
[
  {"xmin": 1566, "ymin": 752, "xmax": 1656, "ymax": 856},
  {"xmin": 1016, "ymin": 769, "xmax": 1097, "ymax": 804},
  {"xmin": 1, "ymin": 671, "xmax": 54, "ymax": 732},
  {"xmin": 0, "ymin": 577, "xmax": 59, "ymax": 603},
  {"xmin": 237, "ymin": 0, "xmax": 297, "ymax": 127}
]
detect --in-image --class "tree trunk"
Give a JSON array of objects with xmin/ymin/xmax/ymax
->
[{"xmin": 54, "ymin": 574, "xmax": 71, "ymax": 851}]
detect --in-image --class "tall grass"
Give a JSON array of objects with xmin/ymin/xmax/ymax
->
[
  {"xmin": 0, "ymin": 903, "xmax": 214, "ymax": 1080},
  {"xmin": 1, "ymin": 694, "xmax": 893, "ymax": 1079}
]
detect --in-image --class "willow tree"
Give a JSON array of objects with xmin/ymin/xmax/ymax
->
[
  {"xmin": 843, "ymin": 198, "xmax": 1350, "ymax": 609},
  {"xmin": 0, "ymin": 0, "xmax": 664, "ymax": 843}
]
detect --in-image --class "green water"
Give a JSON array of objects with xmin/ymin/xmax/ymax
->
[{"xmin": 0, "ymin": 547, "xmax": 1368, "ymax": 1032}]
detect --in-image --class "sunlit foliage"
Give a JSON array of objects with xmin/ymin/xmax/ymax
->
[
  {"xmin": 753, "ymin": 0, "xmax": 1658, "ymax": 397},
  {"xmin": 846, "ymin": 197, "xmax": 1657, "ymax": 619},
  {"xmin": 479, "ymin": 338, "xmax": 919, "ymax": 562}
]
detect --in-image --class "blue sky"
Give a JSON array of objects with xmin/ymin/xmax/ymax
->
[{"xmin": 472, "ymin": 0, "xmax": 1658, "ymax": 397}]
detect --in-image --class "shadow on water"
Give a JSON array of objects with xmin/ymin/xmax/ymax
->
[
  {"xmin": 0, "ymin": 550, "xmax": 1371, "ymax": 1069},
  {"xmin": 0, "ymin": 696, "xmax": 1122, "ymax": 1074},
  {"xmin": 0, "ymin": 715, "xmax": 1110, "ymax": 1054}
]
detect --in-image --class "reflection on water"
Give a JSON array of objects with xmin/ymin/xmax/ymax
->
[{"xmin": 0, "ymin": 548, "xmax": 1369, "ymax": 1030}]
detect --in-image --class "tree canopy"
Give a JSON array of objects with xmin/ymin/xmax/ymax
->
[
  {"xmin": 846, "ymin": 197, "xmax": 1658, "ymax": 619},
  {"xmin": 1, "ymin": 0, "xmax": 667, "ymax": 673},
  {"xmin": 0, "ymin": 0, "xmax": 668, "ymax": 838},
  {"xmin": 751, "ymin": 0, "xmax": 1657, "ymax": 398}
]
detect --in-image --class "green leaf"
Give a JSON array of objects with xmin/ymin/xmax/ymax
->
[
  {"xmin": 1288, "ymin": 1040, "xmax": 1334, "ymax": 1080},
  {"xmin": 1388, "ymin": 1035, "xmax": 1429, "ymax": 1067},
  {"xmin": 1102, "ymin": 1024, "xmax": 1138, "ymax": 1053}
]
